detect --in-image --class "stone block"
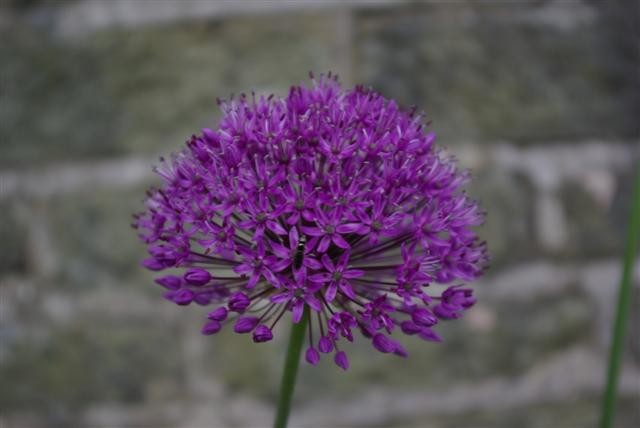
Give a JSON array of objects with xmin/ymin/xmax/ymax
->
[
  {"xmin": 1, "ymin": 12, "xmax": 351, "ymax": 165},
  {"xmin": 467, "ymin": 168, "xmax": 537, "ymax": 266},
  {"xmin": 43, "ymin": 187, "xmax": 150, "ymax": 289},
  {"xmin": 397, "ymin": 397, "xmax": 638, "ymax": 428},
  {"xmin": 0, "ymin": 201, "xmax": 28, "ymax": 275},
  {"xmin": 0, "ymin": 25, "xmax": 122, "ymax": 166},
  {"xmin": 355, "ymin": 1, "xmax": 639, "ymax": 144},
  {"xmin": 559, "ymin": 177, "xmax": 625, "ymax": 258},
  {"xmin": 0, "ymin": 322, "xmax": 181, "ymax": 426}
]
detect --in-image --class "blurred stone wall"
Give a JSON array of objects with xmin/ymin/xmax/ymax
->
[{"xmin": 1, "ymin": 1, "xmax": 639, "ymax": 427}]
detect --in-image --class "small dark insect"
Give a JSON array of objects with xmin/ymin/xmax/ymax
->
[{"xmin": 293, "ymin": 234, "xmax": 306, "ymax": 270}]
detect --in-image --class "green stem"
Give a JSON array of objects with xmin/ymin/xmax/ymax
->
[
  {"xmin": 274, "ymin": 306, "xmax": 309, "ymax": 428},
  {"xmin": 600, "ymin": 160, "xmax": 640, "ymax": 428}
]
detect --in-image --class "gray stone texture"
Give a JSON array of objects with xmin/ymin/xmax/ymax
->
[
  {"xmin": 356, "ymin": 0, "xmax": 639, "ymax": 145},
  {"xmin": 1, "ymin": 0, "xmax": 639, "ymax": 427}
]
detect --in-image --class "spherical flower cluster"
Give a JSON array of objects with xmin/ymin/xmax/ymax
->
[{"xmin": 134, "ymin": 73, "xmax": 488, "ymax": 370}]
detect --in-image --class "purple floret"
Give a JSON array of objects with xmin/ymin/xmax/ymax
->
[{"xmin": 133, "ymin": 73, "xmax": 489, "ymax": 370}]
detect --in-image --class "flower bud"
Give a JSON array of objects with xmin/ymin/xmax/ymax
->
[
  {"xmin": 318, "ymin": 336, "xmax": 333, "ymax": 353},
  {"xmin": 252, "ymin": 324, "xmax": 274, "ymax": 342},
  {"xmin": 201, "ymin": 320, "xmax": 222, "ymax": 335},
  {"xmin": 234, "ymin": 316, "xmax": 259, "ymax": 333},
  {"xmin": 193, "ymin": 293, "xmax": 212, "ymax": 305},
  {"xmin": 207, "ymin": 307, "xmax": 228, "ymax": 321},
  {"xmin": 433, "ymin": 304, "xmax": 460, "ymax": 320},
  {"xmin": 305, "ymin": 347, "xmax": 320, "ymax": 366},
  {"xmin": 334, "ymin": 351, "xmax": 349, "ymax": 370},
  {"xmin": 166, "ymin": 289, "xmax": 195, "ymax": 306},
  {"xmin": 229, "ymin": 292, "xmax": 251, "ymax": 312},
  {"xmin": 154, "ymin": 275, "xmax": 182, "ymax": 290},
  {"xmin": 142, "ymin": 258, "xmax": 164, "ymax": 271},
  {"xmin": 418, "ymin": 328, "xmax": 442, "ymax": 342},
  {"xmin": 411, "ymin": 308, "xmax": 438, "ymax": 327},
  {"xmin": 400, "ymin": 320, "xmax": 422, "ymax": 335},
  {"xmin": 184, "ymin": 268, "xmax": 212, "ymax": 286},
  {"xmin": 372, "ymin": 333, "xmax": 396, "ymax": 353},
  {"xmin": 393, "ymin": 342, "xmax": 408, "ymax": 358}
]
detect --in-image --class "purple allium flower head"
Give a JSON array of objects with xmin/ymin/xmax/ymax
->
[{"xmin": 134, "ymin": 73, "xmax": 489, "ymax": 370}]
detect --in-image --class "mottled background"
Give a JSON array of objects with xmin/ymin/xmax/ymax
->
[{"xmin": 1, "ymin": 1, "xmax": 639, "ymax": 427}]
